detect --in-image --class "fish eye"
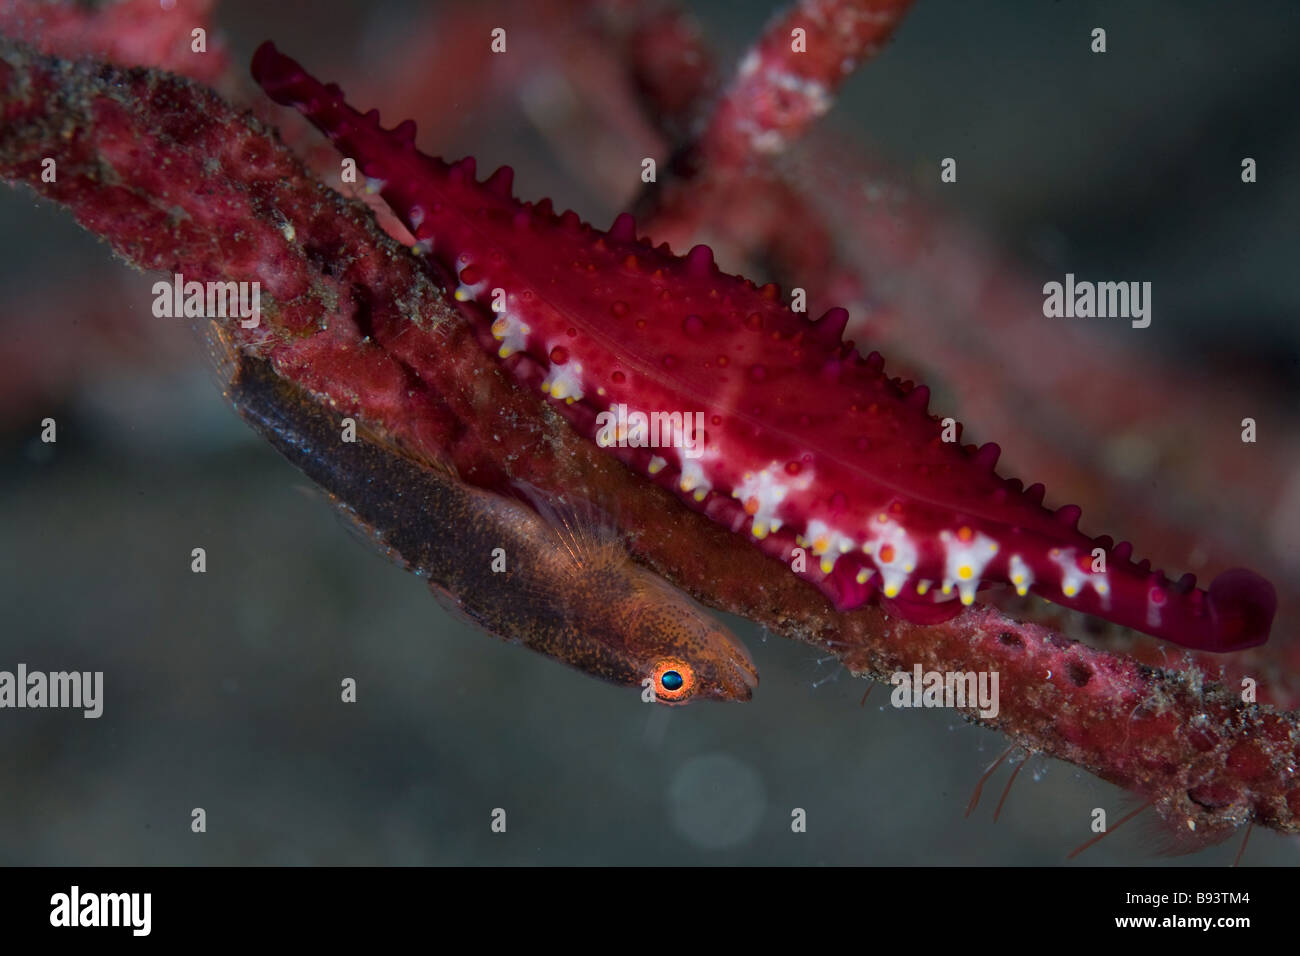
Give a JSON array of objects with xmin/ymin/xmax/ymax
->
[{"xmin": 651, "ymin": 659, "xmax": 695, "ymax": 703}]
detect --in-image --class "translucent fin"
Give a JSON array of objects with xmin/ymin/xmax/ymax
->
[
  {"xmin": 427, "ymin": 579, "xmax": 496, "ymax": 635},
  {"xmin": 507, "ymin": 480, "xmax": 623, "ymax": 574},
  {"xmin": 352, "ymin": 416, "xmax": 459, "ymax": 483},
  {"xmin": 196, "ymin": 317, "xmax": 239, "ymax": 393},
  {"xmin": 322, "ymin": 493, "xmax": 412, "ymax": 572},
  {"xmin": 1129, "ymin": 801, "xmax": 1239, "ymax": 858}
]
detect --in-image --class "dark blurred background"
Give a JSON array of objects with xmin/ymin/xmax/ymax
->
[{"xmin": 1, "ymin": 0, "xmax": 1297, "ymax": 865}]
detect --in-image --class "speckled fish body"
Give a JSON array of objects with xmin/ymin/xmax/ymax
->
[{"xmin": 227, "ymin": 353, "xmax": 757, "ymax": 702}]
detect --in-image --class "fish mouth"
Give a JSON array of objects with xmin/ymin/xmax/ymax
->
[{"xmin": 717, "ymin": 644, "xmax": 759, "ymax": 701}]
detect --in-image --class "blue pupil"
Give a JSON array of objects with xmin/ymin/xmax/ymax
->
[{"xmin": 660, "ymin": 670, "xmax": 684, "ymax": 691}]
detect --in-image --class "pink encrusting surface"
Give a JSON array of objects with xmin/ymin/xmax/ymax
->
[{"xmin": 252, "ymin": 43, "xmax": 1276, "ymax": 653}]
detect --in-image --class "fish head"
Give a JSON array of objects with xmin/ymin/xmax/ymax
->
[{"xmin": 620, "ymin": 575, "xmax": 758, "ymax": 704}]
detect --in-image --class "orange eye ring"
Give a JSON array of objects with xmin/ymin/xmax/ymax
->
[{"xmin": 650, "ymin": 659, "xmax": 696, "ymax": 703}]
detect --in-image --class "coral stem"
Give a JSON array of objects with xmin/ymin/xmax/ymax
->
[{"xmin": 2, "ymin": 40, "xmax": 1296, "ymax": 846}]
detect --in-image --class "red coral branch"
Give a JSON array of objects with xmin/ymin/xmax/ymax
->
[
  {"xmin": 785, "ymin": 137, "xmax": 1300, "ymax": 704},
  {"xmin": 689, "ymin": 0, "xmax": 914, "ymax": 171},
  {"xmin": 591, "ymin": 0, "xmax": 717, "ymax": 141},
  {"xmin": 0, "ymin": 0, "xmax": 228, "ymax": 84},
  {"xmin": 1, "ymin": 36, "xmax": 1296, "ymax": 847},
  {"xmin": 632, "ymin": 0, "xmax": 903, "ymax": 319}
]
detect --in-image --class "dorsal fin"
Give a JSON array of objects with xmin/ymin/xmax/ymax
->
[{"xmin": 506, "ymin": 480, "xmax": 623, "ymax": 575}]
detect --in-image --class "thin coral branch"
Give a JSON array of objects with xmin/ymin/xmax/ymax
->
[
  {"xmin": 631, "ymin": 1, "xmax": 898, "ymax": 315},
  {"xmin": 591, "ymin": 0, "xmax": 717, "ymax": 141},
  {"xmin": 690, "ymin": 0, "xmax": 914, "ymax": 171},
  {"xmin": 2, "ymin": 42, "xmax": 1296, "ymax": 847},
  {"xmin": 786, "ymin": 136, "xmax": 1300, "ymax": 705},
  {"xmin": 0, "ymin": 0, "xmax": 228, "ymax": 83}
]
